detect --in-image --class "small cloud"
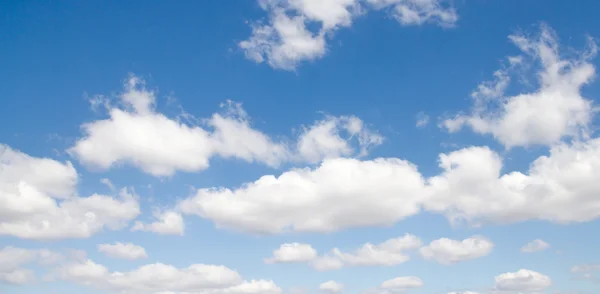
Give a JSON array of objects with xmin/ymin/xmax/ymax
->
[
  {"xmin": 520, "ymin": 239, "xmax": 550, "ymax": 253},
  {"xmin": 416, "ymin": 112, "xmax": 430, "ymax": 128}
]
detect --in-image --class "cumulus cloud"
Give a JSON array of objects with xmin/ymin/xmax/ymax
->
[
  {"xmin": 69, "ymin": 75, "xmax": 381, "ymax": 177},
  {"xmin": 97, "ymin": 242, "xmax": 148, "ymax": 260},
  {"xmin": 56, "ymin": 259, "xmax": 282, "ymax": 294},
  {"xmin": 180, "ymin": 134, "xmax": 600, "ymax": 233},
  {"xmin": 0, "ymin": 247, "xmax": 62, "ymax": 285},
  {"xmin": 425, "ymin": 140, "xmax": 600, "ymax": 226},
  {"xmin": 493, "ymin": 269, "xmax": 551, "ymax": 293},
  {"xmin": 520, "ymin": 239, "xmax": 550, "ymax": 253},
  {"xmin": 297, "ymin": 115, "xmax": 383, "ymax": 163},
  {"xmin": 132, "ymin": 210, "xmax": 185, "ymax": 236},
  {"xmin": 419, "ymin": 236, "xmax": 494, "ymax": 265},
  {"xmin": 240, "ymin": 0, "xmax": 457, "ymax": 70},
  {"xmin": 178, "ymin": 158, "xmax": 425, "ymax": 234},
  {"xmin": 265, "ymin": 234, "xmax": 421, "ymax": 271},
  {"xmin": 0, "ymin": 144, "xmax": 140, "ymax": 240},
  {"xmin": 319, "ymin": 280, "xmax": 343, "ymax": 293},
  {"xmin": 265, "ymin": 243, "xmax": 318, "ymax": 264},
  {"xmin": 443, "ymin": 24, "xmax": 597, "ymax": 148}
]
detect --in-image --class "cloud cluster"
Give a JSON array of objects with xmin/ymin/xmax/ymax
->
[
  {"xmin": 443, "ymin": 24, "xmax": 597, "ymax": 148},
  {"xmin": 0, "ymin": 247, "xmax": 61, "ymax": 285},
  {"xmin": 240, "ymin": 0, "xmax": 457, "ymax": 70},
  {"xmin": 265, "ymin": 235, "xmax": 493, "ymax": 271},
  {"xmin": 56, "ymin": 259, "xmax": 282, "ymax": 294},
  {"xmin": 0, "ymin": 144, "xmax": 140, "ymax": 240},
  {"xmin": 69, "ymin": 76, "xmax": 382, "ymax": 177},
  {"xmin": 180, "ymin": 138, "xmax": 600, "ymax": 233}
]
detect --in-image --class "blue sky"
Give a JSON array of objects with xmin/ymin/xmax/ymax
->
[{"xmin": 1, "ymin": 1, "xmax": 600, "ymax": 294}]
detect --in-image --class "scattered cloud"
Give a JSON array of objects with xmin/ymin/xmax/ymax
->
[
  {"xmin": 319, "ymin": 280, "xmax": 343, "ymax": 293},
  {"xmin": 0, "ymin": 144, "xmax": 140, "ymax": 240},
  {"xmin": 240, "ymin": 0, "xmax": 457, "ymax": 70},
  {"xmin": 56, "ymin": 259, "xmax": 282, "ymax": 294},
  {"xmin": 131, "ymin": 210, "xmax": 185, "ymax": 236},
  {"xmin": 69, "ymin": 75, "xmax": 382, "ymax": 177},
  {"xmin": 416, "ymin": 112, "xmax": 430, "ymax": 128},
  {"xmin": 419, "ymin": 236, "xmax": 494, "ymax": 265},
  {"xmin": 366, "ymin": 276, "xmax": 424, "ymax": 293},
  {"xmin": 265, "ymin": 234, "xmax": 422, "ymax": 271},
  {"xmin": 0, "ymin": 247, "xmax": 62, "ymax": 285},
  {"xmin": 520, "ymin": 239, "xmax": 550, "ymax": 253},
  {"xmin": 443, "ymin": 24, "xmax": 597, "ymax": 148},
  {"xmin": 493, "ymin": 269, "xmax": 552, "ymax": 293},
  {"xmin": 97, "ymin": 242, "xmax": 148, "ymax": 260}
]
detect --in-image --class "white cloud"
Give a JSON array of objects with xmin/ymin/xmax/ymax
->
[
  {"xmin": 264, "ymin": 243, "xmax": 318, "ymax": 264},
  {"xmin": 296, "ymin": 115, "xmax": 383, "ymax": 163},
  {"xmin": 370, "ymin": 276, "xmax": 423, "ymax": 293},
  {"xmin": 181, "ymin": 134, "xmax": 600, "ymax": 233},
  {"xmin": 69, "ymin": 77, "xmax": 289, "ymax": 177},
  {"xmin": 415, "ymin": 112, "xmax": 429, "ymax": 128},
  {"xmin": 493, "ymin": 269, "xmax": 551, "ymax": 293},
  {"xmin": 97, "ymin": 242, "xmax": 148, "ymax": 260},
  {"xmin": 571, "ymin": 264, "xmax": 600, "ymax": 273},
  {"xmin": 425, "ymin": 140, "xmax": 600, "ymax": 226},
  {"xmin": 57, "ymin": 259, "xmax": 282, "ymax": 294},
  {"xmin": 178, "ymin": 158, "xmax": 425, "ymax": 234},
  {"xmin": 367, "ymin": 0, "xmax": 458, "ymax": 27},
  {"xmin": 447, "ymin": 292, "xmax": 480, "ymax": 294},
  {"xmin": 241, "ymin": 0, "xmax": 457, "ymax": 70},
  {"xmin": 0, "ymin": 144, "xmax": 140, "ymax": 240},
  {"xmin": 319, "ymin": 280, "xmax": 343, "ymax": 293},
  {"xmin": 520, "ymin": 239, "xmax": 550, "ymax": 253},
  {"xmin": 0, "ymin": 247, "xmax": 62, "ymax": 285},
  {"xmin": 132, "ymin": 210, "xmax": 185, "ymax": 236},
  {"xmin": 265, "ymin": 234, "xmax": 421, "ymax": 271},
  {"xmin": 419, "ymin": 236, "xmax": 494, "ymax": 265},
  {"xmin": 100, "ymin": 178, "xmax": 115, "ymax": 190},
  {"xmin": 443, "ymin": 24, "xmax": 597, "ymax": 148},
  {"xmin": 69, "ymin": 75, "xmax": 381, "ymax": 177}
]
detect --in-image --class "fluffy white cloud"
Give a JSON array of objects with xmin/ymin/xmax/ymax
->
[
  {"xmin": 69, "ymin": 76, "xmax": 380, "ymax": 176},
  {"xmin": 443, "ymin": 24, "xmax": 597, "ymax": 148},
  {"xmin": 265, "ymin": 234, "xmax": 421, "ymax": 271},
  {"xmin": 419, "ymin": 236, "xmax": 494, "ymax": 265},
  {"xmin": 97, "ymin": 242, "xmax": 148, "ymax": 260},
  {"xmin": 447, "ymin": 292, "xmax": 480, "ymax": 294},
  {"xmin": 367, "ymin": 0, "xmax": 458, "ymax": 27},
  {"xmin": 57, "ymin": 259, "xmax": 282, "ymax": 294},
  {"xmin": 520, "ymin": 239, "xmax": 550, "ymax": 253},
  {"xmin": 0, "ymin": 247, "xmax": 62, "ymax": 285},
  {"xmin": 132, "ymin": 210, "xmax": 185, "ymax": 236},
  {"xmin": 319, "ymin": 280, "xmax": 343, "ymax": 293},
  {"xmin": 265, "ymin": 243, "xmax": 318, "ymax": 263},
  {"xmin": 297, "ymin": 115, "xmax": 383, "ymax": 163},
  {"xmin": 0, "ymin": 144, "xmax": 140, "ymax": 240},
  {"xmin": 178, "ymin": 157, "xmax": 425, "ymax": 234},
  {"xmin": 493, "ymin": 269, "xmax": 551, "ymax": 292},
  {"xmin": 181, "ymin": 134, "xmax": 600, "ymax": 233},
  {"xmin": 425, "ymin": 140, "xmax": 600, "ymax": 226},
  {"xmin": 241, "ymin": 0, "xmax": 457, "ymax": 70},
  {"xmin": 69, "ymin": 78, "xmax": 288, "ymax": 177}
]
